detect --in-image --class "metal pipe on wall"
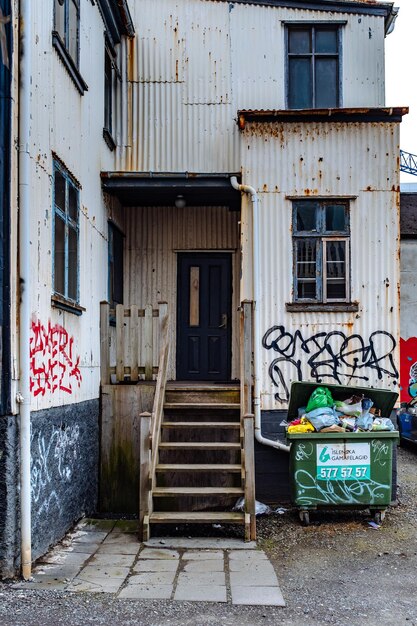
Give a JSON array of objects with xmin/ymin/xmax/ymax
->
[
  {"xmin": 18, "ymin": 0, "xmax": 32, "ymax": 579},
  {"xmin": 231, "ymin": 176, "xmax": 290, "ymax": 453}
]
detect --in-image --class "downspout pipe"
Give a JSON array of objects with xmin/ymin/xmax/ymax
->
[
  {"xmin": 18, "ymin": 0, "xmax": 32, "ymax": 579},
  {"xmin": 231, "ymin": 176, "xmax": 290, "ymax": 453}
]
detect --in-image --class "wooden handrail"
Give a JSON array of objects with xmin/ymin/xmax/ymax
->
[{"xmin": 241, "ymin": 301, "xmax": 256, "ymax": 541}]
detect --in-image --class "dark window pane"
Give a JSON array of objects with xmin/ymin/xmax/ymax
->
[
  {"xmin": 315, "ymin": 29, "xmax": 338, "ymax": 53},
  {"xmin": 326, "ymin": 205, "xmax": 346, "ymax": 231},
  {"xmin": 104, "ymin": 52, "xmax": 112, "ymax": 132},
  {"xmin": 296, "ymin": 240, "xmax": 316, "ymax": 279},
  {"xmin": 327, "ymin": 281, "xmax": 346, "ymax": 299},
  {"xmin": 54, "ymin": 0, "xmax": 65, "ymax": 41},
  {"xmin": 296, "ymin": 204, "xmax": 317, "ymax": 232},
  {"xmin": 68, "ymin": 0, "xmax": 78, "ymax": 64},
  {"xmin": 289, "ymin": 29, "xmax": 311, "ymax": 54},
  {"xmin": 298, "ymin": 281, "xmax": 316, "ymax": 299},
  {"xmin": 109, "ymin": 224, "xmax": 124, "ymax": 305},
  {"xmin": 69, "ymin": 183, "xmax": 78, "ymax": 221},
  {"xmin": 54, "ymin": 215, "xmax": 66, "ymax": 295},
  {"xmin": 288, "ymin": 58, "xmax": 312, "ymax": 109},
  {"xmin": 68, "ymin": 226, "xmax": 78, "ymax": 301},
  {"xmin": 315, "ymin": 58, "xmax": 338, "ymax": 108},
  {"xmin": 54, "ymin": 170, "xmax": 66, "ymax": 212}
]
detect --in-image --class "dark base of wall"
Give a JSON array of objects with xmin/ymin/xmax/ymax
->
[
  {"xmin": 255, "ymin": 410, "xmax": 291, "ymax": 504},
  {"xmin": 0, "ymin": 399, "xmax": 99, "ymax": 578}
]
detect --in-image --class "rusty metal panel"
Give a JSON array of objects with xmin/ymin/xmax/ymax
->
[
  {"xmin": 124, "ymin": 205, "xmax": 240, "ymax": 380},
  {"xmin": 240, "ymin": 121, "xmax": 400, "ymax": 410}
]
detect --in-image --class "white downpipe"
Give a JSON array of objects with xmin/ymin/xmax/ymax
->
[
  {"xmin": 231, "ymin": 177, "xmax": 290, "ymax": 453},
  {"xmin": 18, "ymin": 0, "xmax": 32, "ymax": 579}
]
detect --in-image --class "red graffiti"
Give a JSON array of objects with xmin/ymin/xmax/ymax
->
[
  {"xmin": 400, "ymin": 337, "xmax": 417, "ymax": 403},
  {"xmin": 30, "ymin": 320, "xmax": 82, "ymax": 396}
]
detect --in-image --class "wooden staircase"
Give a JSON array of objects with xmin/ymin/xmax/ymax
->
[{"xmin": 139, "ymin": 303, "xmax": 256, "ymax": 542}]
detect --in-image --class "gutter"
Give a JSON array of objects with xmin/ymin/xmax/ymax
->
[
  {"xmin": 18, "ymin": 0, "xmax": 32, "ymax": 579},
  {"xmin": 231, "ymin": 177, "xmax": 290, "ymax": 454},
  {"xmin": 385, "ymin": 6, "xmax": 399, "ymax": 36}
]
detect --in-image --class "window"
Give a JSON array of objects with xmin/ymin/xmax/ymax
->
[
  {"xmin": 54, "ymin": 0, "xmax": 80, "ymax": 67},
  {"xmin": 292, "ymin": 200, "xmax": 350, "ymax": 303},
  {"xmin": 287, "ymin": 25, "xmax": 341, "ymax": 109},
  {"xmin": 108, "ymin": 223, "xmax": 124, "ymax": 307},
  {"xmin": 103, "ymin": 46, "xmax": 117, "ymax": 150},
  {"xmin": 53, "ymin": 160, "xmax": 79, "ymax": 304},
  {"xmin": 53, "ymin": 0, "xmax": 88, "ymax": 94}
]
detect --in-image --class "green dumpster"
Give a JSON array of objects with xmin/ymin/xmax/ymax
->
[{"xmin": 287, "ymin": 382, "xmax": 399, "ymax": 525}]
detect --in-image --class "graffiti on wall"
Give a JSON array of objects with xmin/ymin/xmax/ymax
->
[
  {"xmin": 399, "ymin": 337, "xmax": 417, "ymax": 403},
  {"xmin": 31, "ymin": 424, "xmax": 80, "ymax": 515},
  {"xmin": 30, "ymin": 319, "xmax": 82, "ymax": 396},
  {"xmin": 262, "ymin": 326, "xmax": 399, "ymax": 403}
]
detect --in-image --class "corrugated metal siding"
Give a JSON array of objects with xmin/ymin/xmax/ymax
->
[
  {"xmin": 400, "ymin": 241, "xmax": 417, "ymax": 341},
  {"xmin": 121, "ymin": 0, "xmax": 386, "ymax": 172},
  {"xmin": 124, "ymin": 205, "xmax": 240, "ymax": 379},
  {"xmin": 240, "ymin": 121, "xmax": 400, "ymax": 410}
]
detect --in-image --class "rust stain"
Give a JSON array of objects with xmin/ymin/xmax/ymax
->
[
  {"xmin": 127, "ymin": 36, "xmax": 135, "ymax": 82},
  {"xmin": 262, "ymin": 184, "xmax": 268, "ymax": 192}
]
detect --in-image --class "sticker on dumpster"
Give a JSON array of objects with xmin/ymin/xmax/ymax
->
[{"xmin": 316, "ymin": 443, "xmax": 371, "ymax": 481}]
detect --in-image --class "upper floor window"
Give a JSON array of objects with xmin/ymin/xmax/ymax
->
[
  {"xmin": 287, "ymin": 25, "xmax": 341, "ymax": 109},
  {"xmin": 53, "ymin": 160, "xmax": 79, "ymax": 304},
  {"xmin": 103, "ymin": 45, "xmax": 117, "ymax": 150},
  {"xmin": 108, "ymin": 222, "xmax": 124, "ymax": 307},
  {"xmin": 293, "ymin": 199, "xmax": 350, "ymax": 303},
  {"xmin": 54, "ymin": 0, "xmax": 80, "ymax": 67}
]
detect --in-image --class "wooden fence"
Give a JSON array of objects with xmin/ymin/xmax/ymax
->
[{"xmin": 100, "ymin": 301, "xmax": 168, "ymax": 385}]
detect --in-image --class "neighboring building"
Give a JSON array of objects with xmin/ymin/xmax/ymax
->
[
  {"xmin": 400, "ymin": 183, "xmax": 417, "ymax": 402},
  {"xmin": 0, "ymin": 0, "xmax": 405, "ymax": 576}
]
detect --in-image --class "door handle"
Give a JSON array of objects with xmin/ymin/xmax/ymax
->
[{"xmin": 219, "ymin": 313, "xmax": 228, "ymax": 329}]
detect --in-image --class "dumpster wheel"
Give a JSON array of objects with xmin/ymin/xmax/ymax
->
[{"xmin": 299, "ymin": 510, "xmax": 310, "ymax": 526}]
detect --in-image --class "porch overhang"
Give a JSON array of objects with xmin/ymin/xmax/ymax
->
[
  {"xmin": 101, "ymin": 172, "xmax": 242, "ymax": 209},
  {"xmin": 237, "ymin": 107, "xmax": 409, "ymax": 129}
]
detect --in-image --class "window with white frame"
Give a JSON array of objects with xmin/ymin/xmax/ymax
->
[
  {"xmin": 292, "ymin": 200, "xmax": 350, "ymax": 303},
  {"xmin": 286, "ymin": 24, "xmax": 341, "ymax": 109},
  {"xmin": 53, "ymin": 160, "xmax": 79, "ymax": 304}
]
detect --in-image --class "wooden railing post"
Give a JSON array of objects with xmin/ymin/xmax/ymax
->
[
  {"xmin": 244, "ymin": 413, "xmax": 256, "ymax": 542},
  {"xmin": 100, "ymin": 302, "xmax": 110, "ymax": 386},
  {"xmin": 116, "ymin": 304, "xmax": 125, "ymax": 382},
  {"xmin": 130, "ymin": 305, "xmax": 139, "ymax": 382},
  {"xmin": 144, "ymin": 304, "xmax": 153, "ymax": 380},
  {"xmin": 139, "ymin": 411, "xmax": 152, "ymax": 541}
]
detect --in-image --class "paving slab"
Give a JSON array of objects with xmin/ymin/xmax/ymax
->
[
  {"xmin": 78, "ymin": 519, "xmax": 117, "ymax": 533},
  {"xmin": 96, "ymin": 543, "xmax": 140, "ymax": 556},
  {"xmin": 228, "ymin": 549, "xmax": 268, "ymax": 561},
  {"xmin": 145, "ymin": 538, "xmax": 257, "ymax": 550},
  {"xmin": 77, "ymin": 565, "xmax": 131, "ymax": 580},
  {"xmin": 118, "ymin": 584, "xmax": 173, "ymax": 600},
  {"xmin": 71, "ymin": 531, "xmax": 108, "ymax": 544},
  {"xmin": 183, "ymin": 559, "xmax": 224, "ymax": 573},
  {"xmin": 230, "ymin": 585, "xmax": 286, "ymax": 606},
  {"xmin": 133, "ymin": 559, "xmax": 179, "ymax": 573},
  {"xmin": 174, "ymin": 584, "xmax": 227, "ymax": 603},
  {"xmin": 182, "ymin": 550, "xmax": 223, "ymax": 561},
  {"xmin": 229, "ymin": 567, "xmax": 278, "ymax": 587},
  {"xmin": 138, "ymin": 548, "xmax": 179, "ymax": 560},
  {"xmin": 12, "ymin": 578, "xmax": 69, "ymax": 591},
  {"xmin": 66, "ymin": 578, "xmax": 123, "ymax": 593},
  {"xmin": 103, "ymin": 532, "xmax": 140, "ymax": 545},
  {"xmin": 89, "ymin": 553, "xmax": 136, "ymax": 568},
  {"xmin": 177, "ymin": 571, "xmax": 226, "ymax": 586},
  {"xmin": 229, "ymin": 558, "xmax": 276, "ymax": 572},
  {"xmin": 128, "ymin": 571, "xmax": 177, "ymax": 585}
]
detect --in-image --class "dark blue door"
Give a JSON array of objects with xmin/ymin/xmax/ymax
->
[{"xmin": 177, "ymin": 253, "xmax": 232, "ymax": 381}]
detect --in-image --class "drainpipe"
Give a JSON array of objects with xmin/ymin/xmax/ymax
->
[
  {"xmin": 231, "ymin": 177, "xmax": 290, "ymax": 453},
  {"xmin": 18, "ymin": 0, "xmax": 32, "ymax": 579}
]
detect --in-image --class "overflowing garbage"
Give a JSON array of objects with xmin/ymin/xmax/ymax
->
[{"xmin": 287, "ymin": 386, "xmax": 395, "ymax": 434}]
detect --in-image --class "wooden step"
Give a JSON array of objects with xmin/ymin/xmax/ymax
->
[
  {"xmin": 158, "ymin": 442, "xmax": 241, "ymax": 450},
  {"xmin": 153, "ymin": 487, "xmax": 244, "ymax": 497},
  {"xmin": 162, "ymin": 421, "xmax": 240, "ymax": 429},
  {"xmin": 164, "ymin": 402, "xmax": 240, "ymax": 411},
  {"xmin": 156, "ymin": 463, "xmax": 242, "ymax": 473},
  {"xmin": 149, "ymin": 511, "xmax": 245, "ymax": 524}
]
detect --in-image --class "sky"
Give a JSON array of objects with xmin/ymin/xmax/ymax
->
[{"xmin": 385, "ymin": 0, "xmax": 417, "ymax": 183}]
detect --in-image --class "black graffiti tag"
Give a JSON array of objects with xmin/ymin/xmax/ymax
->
[{"xmin": 262, "ymin": 326, "xmax": 398, "ymax": 403}]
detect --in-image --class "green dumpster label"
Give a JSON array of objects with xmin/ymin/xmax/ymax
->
[{"xmin": 316, "ymin": 443, "xmax": 371, "ymax": 481}]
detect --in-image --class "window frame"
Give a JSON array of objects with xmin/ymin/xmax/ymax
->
[
  {"xmin": 285, "ymin": 22, "xmax": 343, "ymax": 110},
  {"xmin": 292, "ymin": 199, "xmax": 350, "ymax": 305},
  {"xmin": 52, "ymin": 159, "xmax": 80, "ymax": 307},
  {"xmin": 103, "ymin": 42, "xmax": 117, "ymax": 150}
]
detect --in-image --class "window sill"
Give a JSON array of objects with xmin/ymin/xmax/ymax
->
[
  {"xmin": 286, "ymin": 302, "xmax": 359, "ymax": 313},
  {"xmin": 103, "ymin": 128, "xmax": 116, "ymax": 151},
  {"xmin": 52, "ymin": 294, "xmax": 86, "ymax": 316},
  {"xmin": 52, "ymin": 31, "xmax": 88, "ymax": 96}
]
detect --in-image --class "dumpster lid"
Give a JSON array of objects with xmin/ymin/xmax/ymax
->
[{"xmin": 287, "ymin": 382, "xmax": 398, "ymax": 420}]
